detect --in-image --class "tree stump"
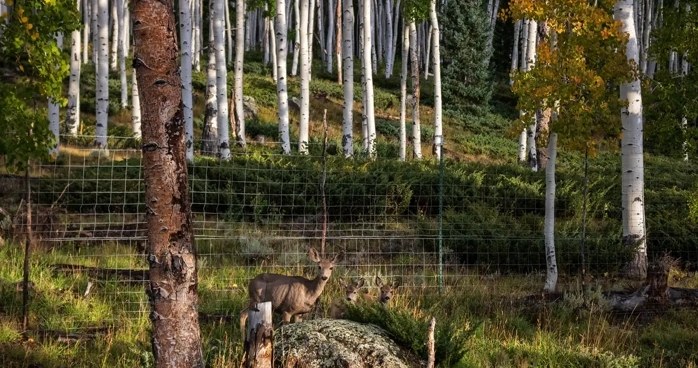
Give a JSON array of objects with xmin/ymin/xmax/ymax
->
[{"xmin": 243, "ymin": 301, "xmax": 273, "ymax": 368}]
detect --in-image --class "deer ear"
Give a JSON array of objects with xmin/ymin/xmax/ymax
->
[
  {"xmin": 308, "ymin": 247, "xmax": 321, "ymax": 262},
  {"xmin": 356, "ymin": 278, "xmax": 365, "ymax": 288},
  {"xmin": 375, "ymin": 276, "xmax": 383, "ymax": 287},
  {"xmin": 332, "ymin": 251, "xmax": 344, "ymax": 263},
  {"xmin": 338, "ymin": 278, "xmax": 347, "ymax": 288}
]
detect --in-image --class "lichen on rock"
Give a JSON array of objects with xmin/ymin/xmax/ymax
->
[{"xmin": 274, "ymin": 319, "xmax": 423, "ymax": 368}]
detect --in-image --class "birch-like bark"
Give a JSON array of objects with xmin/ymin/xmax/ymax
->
[
  {"xmin": 235, "ymin": 0, "xmax": 246, "ymax": 148},
  {"xmin": 543, "ymin": 133, "xmax": 558, "ymax": 293},
  {"xmin": 192, "ymin": 0, "xmax": 201, "ymax": 71},
  {"xmin": 67, "ymin": 2, "xmax": 81, "ymax": 137},
  {"xmin": 518, "ymin": 128, "xmax": 527, "ymax": 162},
  {"xmin": 341, "ymin": 0, "xmax": 354, "ymax": 157},
  {"xmin": 399, "ymin": 23, "xmax": 408, "ymax": 161},
  {"xmin": 92, "ymin": 0, "xmax": 99, "ymax": 63},
  {"xmin": 131, "ymin": 69, "xmax": 142, "ymax": 139},
  {"xmin": 388, "ymin": 0, "xmax": 400, "ymax": 77},
  {"xmin": 299, "ymin": 0, "xmax": 310, "ymax": 154},
  {"xmin": 110, "ymin": 2, "xmax": 118, "ymax": 71},
  {"xmin": 369, "ymin": 0, "xmax": 377, "ymax": 73},
  {"xmin": 424, "ymin": 25, "xmax": 431, "ymax": 79},
  {"xmin": 202, "ymin": 16, "xmax": 218, "ymax": 155},
  {"xmin": 615, "ymin": 0, "xmax": 647, "ymax": 280},
  {"xmin": 384, "ymin": 0, "xmax": 393, "ymax": 78},
  {"xmin": 510, "ymin": 19, "xmax": 521, "ymax": 85},
  {"xmin": 363, "ymin": 0, "xmax": 376, "ymax": 157},
  {"xmin": 640, "ymin": 0, "xmax": 652, "ymax": 74},
  {"xmin": 429, "ymin": 0, "xmax": 442, "ymax": 159},
  {"xmin": 525, "ymin": 19, "xmax": 537, "ymax": 71},
  {"xmin": 49, "ymin": 34, "xmax": 64, "ymax": 156},
  {"xmin": 336, "ymin": 0, "xmax": 343, "ymax": 82},
  {"xmin": 117, "ymin": 0, "xmax": 127, "ymax": 109},
  {"xmin": 292, "ymin": 0, "xmax": 301, "ymax": 75},
  {"xmin": 269, "ymin": 14, "xmax": 278, "ymax": 81},
  {"xmin": 180, "ymin": 0, "xmax": 194, "ymax": 160},
  {"xmin": 82, "ymin": 0, "xmax": 90, "ymax": 64},
  {"xmin": 225, "ymin": 0, "xmax": 233, "ymax": 64},
  {"xmin": 95, "ymin": 0, "xmax": 109, "ymax": 149},
  {"xmin": 519, "ymin": 19, "xmax": 529, "ymax": 71},
  {"xmin": 214, "ymin": 0, "xmax": 231, "ymax": 159},
  {"xmin": 326, "ymin": 0, "xmax": 335, "ymax": 73},
  {"xmin": 308, "ymin": 0, "xmax": 316, "ymax": 76},
  {"xmin": 276, "ymin": 0, "xmax": 291, "ymax": 154},
  {"xmin": 409, "ymin": 21, "xmax": 422, "ymax": 159}
]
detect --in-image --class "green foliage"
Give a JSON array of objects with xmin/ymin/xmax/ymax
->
[
  {"xmin": 0, "ymin": 0, "xmax": 80, "ymax": 170},
  {"xmin": 441, "ymin": 0, "xmax": 493, "ymax": 115}
]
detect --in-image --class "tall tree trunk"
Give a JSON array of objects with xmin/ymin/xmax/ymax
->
[
  {"xmin": 214, "ymin": 0, "xmax": 231, "ymax": 159},
  {"xmin": 362, "ymin": 0, "xmax": 376, "ymax": 157},
  {"xmin": 543, "ymin": 133, "xmax": 558, "ymax": 293},
  {"xmin": 292, "ymin": 0, "xmax": 301, "ymax": 76},
  {"xmin": 615, "ymin": 0, "xmax": 647, "ymax": 280},
  {"xmin": 510, "ymin": 19, "xmax": 521, "ymax": 85},
  {"xmin": 191, "ymin": 0, "xmax": 201, "ymax": 72},
  {"xmin": 299, "ymin": 0, "xmax": 310, "ymax": 154},
  {"xmin": 409, "ymin": 21, "xmax": 422, "ymax": 160},
  {"xmin": 95, "ymin": 0, "xmax": 109, "ymax": 150},
  {"xmin": 399, "ymin": 22, "xmax": 408, "ymax": 161},
  {"xmin": 276, "ymin": 0, "xmax": 291, "ymax": 154},
  {"xmin": 308, "ymin": 0, "xmax": 316, "ymax": 77},
  {"xmin": 132, "ymin": 69, "xmax": 142, "ymax": 139},
  {"xmin": 180, "ymin": 0, "xmax": 195, "ymax": 161},
  {"xmin": 326, "ymin": 0, "xmax": 335, "ymax": 73},
  {"xmin": 519, "ymin": 19, "xmax": 529, "ymax": 71},
  {"xmin": 83, "ymin": 0, "xmax": 90, "ymax": 64},
  {"xmin": 202, "ymin": 18, "xmax": 218, "ymax": 155},
  {"xmin": 225, "ymin": 0, "xmax": 233, "ymax": 64},
  {"xmin": 424, "ymin": 25, "xmax": 431, "ymax": 79},
  {"xmin": 48, "ymin": 34, "xmax": 63, "ymax": 156},
  {"xmin": 383, "ymin": 0, "xmax": 393, "ymax": 78},
  {"xmin": 132, "ymin": 0, "xmax": 204, "ymax": 364},
  {"xmin": 429, "ymin": 0, "xmax": 442, "ymax": 160},
  {"xmin": 110, "ymin": 1, "xmax": 118, "ymax": 71},
  {"xmin": 518, "ymin": 128, "xmax": 526, "ymax": 162},
  {"xmin": 269, "ymin": 12, "xmax": 278, "ymax": 81},
  {"xmin": 235, "ymin": 0, "xmax": 247, "ymax": 148},
  {"xmin": 341, "ymin": 0, "xmax": 354, "ymax": 157},
  {"xmin": 336, "ymin": 0, "xmax": 343, "ymax": 83},
  {"xmin": 67, "ymin": 6, "xmax": 81, "ymax": 137},
  {"xmin": 525, "ymin": 19, "xmax": 537, "ymax": 71},
  {"xmin": 117, "ymin": 0, "xmax": 127, "ymax": 109},
  {"xmin": 92, "ymin": 0, "xmax": 99, "ymax": 63}
]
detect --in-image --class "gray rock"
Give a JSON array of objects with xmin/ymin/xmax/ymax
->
[
  {"xmin": 243, "ymin": 96, "xmax": 259, "ymax": 120},
  {"xmin": 274, "ymin": 319, "xmax": 423, "ymax": 368}
]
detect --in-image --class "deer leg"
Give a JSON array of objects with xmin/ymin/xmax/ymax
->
[
  {"xmin": 281, "ymin": 312, "xmax": 293, "ymax": 323},
  {"xmin": 293, "ymin": 314, "xmax": 303, "ymax": 323}
]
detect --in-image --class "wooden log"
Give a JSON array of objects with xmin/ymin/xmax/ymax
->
[
  {"xmin": 426, "ymin": 317, "xmax": 436, "ymax": 368},
  {"xmin": 243, "ymin": 301, "xmax": 273, "ymax": 368}
]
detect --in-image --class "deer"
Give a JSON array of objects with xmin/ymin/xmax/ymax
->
[
  {"xmin": 375, "ymin": 275, "xmax": 399, "ymax": 305},
  {"xmin": 330, "ymin": 277, "xmax": 365, "ymax": 318},
  {"xmin": 240, "ymin": 247, "xmax": 341, "ymax": 340}
]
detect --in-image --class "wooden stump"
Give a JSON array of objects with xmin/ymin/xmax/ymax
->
[{"xmin": 243, "ymin": 301, "xmax": 273, "ymax": 368}]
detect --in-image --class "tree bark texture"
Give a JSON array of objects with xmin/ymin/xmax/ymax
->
[
  {"xmin": 276, "ymin": 0, "xmax": 291, "ymax": 154},
  {"xmin": 67, "ymin": 0, "xmax": 81, "ymax": 137},
  {"xmin": 429, "ymin": 0, "xmax": 442, "ymax": 160},
  {"xmin": 131, "ymin": 0, "xmax": 204, "ymax": 366},
  {"xmin": 95, "ymin": 0, "xmax": 109, "ymax": 149},
  {"xmin": 615, "ymin": 0, "xmax": 647, "ymax": 280},
  {"xmin": 179, "ymin": 0, "xmax": 195, "ymax": 160},
  {"xmin": 544, "ymin": 133, "xmax": 558, "ymax": 293},
  {"xmin": 341, "ymin": 0, "xmax": 354, "ymax": 157},
  {"xmin": 235, "ymin": 0, "xmax": 247, "ymax": 148}
]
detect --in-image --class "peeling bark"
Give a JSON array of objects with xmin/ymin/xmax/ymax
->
[{"xmin": 131, "ymin": 0, "xmax": 203, "ymax": 366}]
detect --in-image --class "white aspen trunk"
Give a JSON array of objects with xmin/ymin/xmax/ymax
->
[
  {"xmin": 336, "ymin": 0, "xmax": 343, "ymax": 82},
  {"xmin": 292, "ymin": 0, "xmax": 301, "ymax": 76},
  {"xmin": 49, "ymin": 34, "xmax": 64, "ymax": 156},
  {"xmin": 110, "ymin": 1, "xmax": 118, "ymax": 71},
  {"xmin": 375, "ymin": 0, "xmax": 383, "ymax": 66},
  {"xmin": 326, "ymin": 0, "xmax": 335, "ymax": 73},
  {"xmin": 203, "ymin": 17, "xmax": 218, "ymax": 155},
  {"xmin": 67, "ymin": 3, "xmax": 81, "ymax": 137},
  {"xmin": 525, "ymin": 19, "xmax": 537, "ymax": 71},
  {"xmin": 276, "ymin": 0, "xmax": 291, "ymax": 154},
  {"xmin": 92, "ymin": 0, "xmax": 99, "ymax": 63},
  {"xmin": 180, "ymin": 0, "xmax": 195, "ymax": 160},
  {"xmin": 214, "ymin": 0, "xmax": 231, "ymax": 159},
  {"xmin": 518, "ymin": 128, "xmax": 527, "ymax": 162},
  {"xmin": 543, "ymin": 133, "xmax": 558, "ymax": 293},
  {"xmin": 399, "ymin": 22, "xmax": 409, "ymax": 161},
  {"xmin": 615, "ymin": 0, "xmax": 647, "ymax": 280},
  {"xmin": 264, "ymin": 12, "xmax": 271, "ymax": 64},
  {"xmin": 519, "ymin": 19, "xmax": 529, "ymax": 71},
  {"xmin": 359, "ymin": 0, "xmax": 367, "ymax": 151},
  {"xmin": 305, "ymin": 1, "xmax": 315, "ymax": 76},
  {"xmin": 409, "ymin": 21, "xmax": 422, "ymax": 160},
  {"xmin": 117, "ymin": 0, "xmax": 127, "ymax": 109},
  {"xmin": 82, "ymin": 0, "xmax": 90, "ymax": 64},
  {"xmin": 131, "ymin": 69, "xmax": 142, "ymax": 139},
  {"xmin": 383, "ymin": 0, "xmax": 393, "ymax": 78},
  {"xmin": 429, "ymin": 0, "xmax": 442, "ymax": 160},
  {"xmin": 510, "ymin": 19, "xmax": 521, "ymax": 85},
  {"xmin": 369, "ymin": 0, "xmax": 377, "ymax": 73},
  {"xmin": 270, "ymin": 15, "xmax": 278, "ymax": 81},
  {"xmin": 342, "ymin": 0, "xmax": 354, "ymax": 157},
  {"xmin": 424, "ymin": 25, "xmax": 432, "ymax": 80},
  {"xmin": 527, "ymin": 121, "xmax": 538, "ymax": 171},
  {"xmin": 225, "ymin": 0, "xmax": 233, "ymax": 64},
  {"xmin": 123, "ymin": 4, "xmax": 129, "ymax": 59},
  {"xmin": 192, "ymin": 0, "xmax": 201, "ymax": 72},
  {"xmin": 299, "ymin": 0, "xmax": 311, "ymax": 154},
  {"xmin": 235, "ymin": 0, "xmax": 246, "ymax": 147},
  {"xmin": 318, "ymin": 0, "xmax": 326, "ymax": 66},
  {"xmin": 387, "ymin": 0, "xmax": 400, "ymax": 78},
  {"xmin": 95, "ymin": 0, "xmax": 109, "ymax": 149},
  {"xmin": 363, "ymin": 0, "xmax": 376, "ymax": 157},
  {"xmin": 640, "ymin": 0, "xmax": 652, "ymax": 74}
]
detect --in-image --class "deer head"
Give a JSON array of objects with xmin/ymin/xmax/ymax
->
[
  {"xmin": 375, "ymin": 276, "xmax": 399, "ymax": 304},
  {"xmin": 339, "ymin": 278, "xmax": 365, "ymax": 302}
]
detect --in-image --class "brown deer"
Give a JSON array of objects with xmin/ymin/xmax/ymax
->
[
  {"xmin": 330, "ymin": 277, "xmax": 365, "ymax": 318},
  {"xmin": 375, "ymin": 275, "xmax": 399, "ymax": 305},
  {"xmin": 240, "ymin": 247, "xmax": 341, "ymax": 339}
]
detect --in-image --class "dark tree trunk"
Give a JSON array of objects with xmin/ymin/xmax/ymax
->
[{"xmin": 131, "ymin": 1, "xmax": 204, "ymax": 367}]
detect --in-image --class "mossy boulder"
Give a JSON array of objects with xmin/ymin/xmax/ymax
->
[{"xmin": 274, "ymin": 319, "xmax": 423, "ymax": 368}]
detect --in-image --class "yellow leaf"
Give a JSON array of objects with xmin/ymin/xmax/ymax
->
[
  {"xmin": 31, "ymin": 32, "xmax": 39, "ymax": 40},
  {"xmin": 21, "ymin": 16, "xmax": 29, "ymax": 23},
  {"xmin": 25, "ymin": 23, "xmax": 33, "ymax": 30},
  {"xmin": 18, "ymin": 64, "xmax": 24, "ymax": 72}
]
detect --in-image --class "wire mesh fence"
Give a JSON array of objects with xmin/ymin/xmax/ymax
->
[{"xmin": 2, "ymin": 135, "xmax": 697, "ymax": 337}]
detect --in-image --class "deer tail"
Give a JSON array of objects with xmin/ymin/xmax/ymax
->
[{"xmin": 239, "ymin": 307, "xmax": 249, "ymax": 343}]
